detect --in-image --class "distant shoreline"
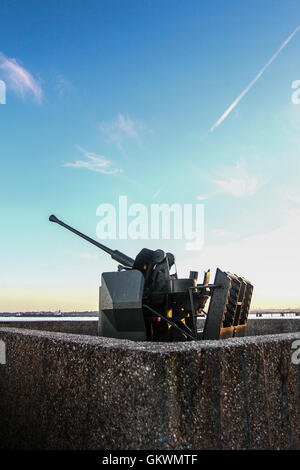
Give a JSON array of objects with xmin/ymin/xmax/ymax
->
[
  {"xmin": 0, "ymin": 309, "xmax": 300, "ymax": 318},
  {"xmin": 0, "ymin": 311, "xmax": 98, "ymax": 317}
]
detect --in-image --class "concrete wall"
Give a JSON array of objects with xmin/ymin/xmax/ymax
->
[
  {"xmin": 0, "ymin": 326, "xmax": 299, "ymax": 450},
  {"xmin": 0, "ymin": 317, "xmax": 299, "ymax": 337},
  {"xmin": 0, "ymin": 320, "xmax": 98, "ymax": 336},
  {"xmin": 244, "ymin": 318, "xmax": 300, "ymax": 336}
]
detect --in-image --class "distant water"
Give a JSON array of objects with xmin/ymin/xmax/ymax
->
[
  {"xmin": 0, "ymin": 315, "xmax": 298, "ymax": 323},
  {"xmin": 0, "ymin": 317, "xmax": 98, "ymax": 322}
]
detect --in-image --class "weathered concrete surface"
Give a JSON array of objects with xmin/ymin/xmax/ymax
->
[
  {"xmin": 244, "ymin": 318, "xmax": 300, "ymax": 336},
  {"xmin": 197, "ymin": 317, "xmax": 300, "ymax": 336},
  {"xmin": 0, "ymin": 317, "xmax": 299, "ymax": 338},
  {"xmin": 0, "ymin": 326, "xmax": 299, "ymax": 450},
  {"xmin": 0, "ymin": 320, "xmax": 98, "ymax": 336}
]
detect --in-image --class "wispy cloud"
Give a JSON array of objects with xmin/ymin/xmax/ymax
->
[
  {"xmin": 283, "ymin": 189, "xmax": 300, "ymax": 205},
  {"xmin": 152, "ymin": 188, "xmax": 161, "ymax": 199},
  {"xmin": 0, "ymin": 52, "xmax": 42, "ymax": 102},
  {"xmin": 54, "ymin": 74, "xmax": 74, "ymax": 97},
  {"xmin": 99, "ymin": 113, "xmax": 145, "ymax": 149},
  {"xmin": 63, "ymin": 146, "xmax": 121, "ymax": 175},
  {"xmin": 197, "ymin": 191, "xmax": 220, "ymax": 201},
  {"xmin": 200, "ymin": 161, "xmax": 260, "ymax": 198},
  {"xmin": 213, "ymin": 175, "xmax": 258, "ymax": 197},
  {"xmin": 79, "ymin": 252, "xmax": 97, "ymax": 260},
  {"xmin": 211, "ymin": 25, "xmax": 300, "ymax": 131}
]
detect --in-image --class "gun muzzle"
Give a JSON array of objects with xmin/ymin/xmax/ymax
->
[
  {"xmin": 49, "ymin": 214, "xmax": 60, "ymax": 223},
  {"xmin": 48, "ymin": 213, "xmax": 135, "ymax": 268}
]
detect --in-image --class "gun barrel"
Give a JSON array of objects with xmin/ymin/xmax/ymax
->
[{"xmin": 49, "ymin": 214, "xmax": 134, "ymax": 268}]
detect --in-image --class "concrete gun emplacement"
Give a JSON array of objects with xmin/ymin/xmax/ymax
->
[{"xmin": 49, "ymin": 214, "xmax": 253, "ymax": 342}]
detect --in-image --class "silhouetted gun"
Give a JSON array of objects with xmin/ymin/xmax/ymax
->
[{"xmin": 49, "ymin": 214, "xmax": 135, "ymax": 268}]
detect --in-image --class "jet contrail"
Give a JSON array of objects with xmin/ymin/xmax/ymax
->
[{"xmin": 211, "ymin": 25, "xmax": 300, "ymax": 132}]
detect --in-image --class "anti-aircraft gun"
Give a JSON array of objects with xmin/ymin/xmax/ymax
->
[{"xmin": 49, "ymin": 214, "xmax": 253, "ymax": 342}]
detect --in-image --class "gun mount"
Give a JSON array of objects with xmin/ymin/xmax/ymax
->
[{"xmin": 49, "ymin": 214, "xmax": 253, "ymax": 342}]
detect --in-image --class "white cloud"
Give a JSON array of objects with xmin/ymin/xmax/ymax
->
[
  {"xmin": 63, "ymin": 146, "xmax": 121, "ymax": 175},
  {"xmin": 54, "ymin": 74, "xmax": 74, "ymax": 97},
  {"xmin": 213, "ymin": 175, "xmax": 258, "ymax": 197},
  {"xmin": 205, "ymin": 160, "xmax": 260, "ymax": 198},
  {"xmin": 284, "ymin": 190, "xmax": 300, "ymax": 206},
  {"xmin": 99, "ymin": 113, "xmax": 145, "ymax": 149},
  {"xmin": 79, "ymin": 252, "xmax": 97, "ymax": 260},
  {"xmin": 0, "ymin": 52, "xmax": 42, "ymax": 102},
  {"xmin": 197, "ymin": 193, "xmax": 213, "ymax": 201}
]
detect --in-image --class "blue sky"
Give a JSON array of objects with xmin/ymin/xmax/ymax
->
[{"xmin": 1, "ymin": 0, "xmax": 300, "ymax": 310}]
